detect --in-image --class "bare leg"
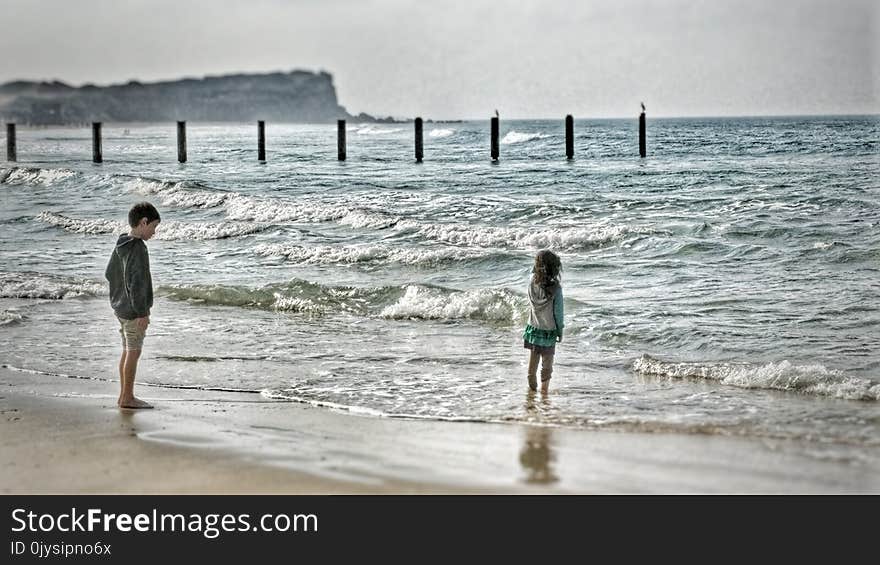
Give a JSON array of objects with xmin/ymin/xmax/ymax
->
[
  {"xmin": 117, "ymin": 351, "xmax": 126, "ymax": 406},
  {"xmin": 527, "ymin": 350, "xmax": 540, "ymax": 391},
  {"xmin": 119, "ymin": 349, "xmax": 152, "ymax": 409},
  {"xmin": 540, "ymin": 352, "xmax": 554, "ymax": 394}
]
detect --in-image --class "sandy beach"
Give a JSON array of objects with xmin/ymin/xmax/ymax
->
[{"xmin": 1, "ymin": 366, "xmax": 876, "ymax": 494}]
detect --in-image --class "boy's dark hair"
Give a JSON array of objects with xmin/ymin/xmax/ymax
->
[
  {"xmin": 532, "ymin": 249, "xmax": 562, "ymax": 291},
  {"xmin": 128, "ymin": 202, "xmax": 161, "ymax": 228}
]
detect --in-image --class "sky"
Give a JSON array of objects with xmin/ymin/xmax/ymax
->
[{"xmin": 1, "ymin": 0, "xmax": 877, "ymax": 119}]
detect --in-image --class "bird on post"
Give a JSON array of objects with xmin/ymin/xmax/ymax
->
[{"xmin": 641, "ymin": 102, "xmax": 646, "ymax": 113}]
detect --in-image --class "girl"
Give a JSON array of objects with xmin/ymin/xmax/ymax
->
[{"xmin": 523, "ymin": 250, "xmax": 564, "ymax": 392}]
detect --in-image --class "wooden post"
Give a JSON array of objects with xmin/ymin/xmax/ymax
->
[
  {"xmin": 414, "ymin": 117, "xmax": 423, "ymax": 163},
  {"xmin": 337, "ymin": 119, "xmax": 346, "ymax": 161},
  {"xmin": 177, "ymin": 120, "xmax": 187, "ymax": 163},
  {"xmin": 5, "ymin": 123, "xmax": 15, "ymax": 162},
  {"xmin": 257, "ymin": 120, "xmax": 266, "ymax": 162},
  {"xmin": 490, "ymin": 116, "xmax": 499, "ymax": 161},
  {"xmin": 639, "ymin": 111, "xmax": 646, "ymax": 158},
  {"xmin": 565, "ymin": 114, "xmax": 574, "ymax": 160},
  {"xmin": 92, "ymin": 122, "xmax": 102, "ymax": 163}
]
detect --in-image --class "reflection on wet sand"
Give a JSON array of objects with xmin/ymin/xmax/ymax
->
[{"xmin": 519, "ymin": 391, "xmax": 558, "ymax": 484}]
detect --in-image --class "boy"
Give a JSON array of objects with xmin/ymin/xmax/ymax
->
[{"xmin": 105, "ymin": 202, "xmax": 160, "ymax": 409}]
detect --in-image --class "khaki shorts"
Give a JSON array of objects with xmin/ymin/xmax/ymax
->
[{"xmin": 117, "ymin": 316, "xmax": 147, "ymax": 351}]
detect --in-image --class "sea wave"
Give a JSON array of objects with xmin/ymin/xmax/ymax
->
[
  {"xmin": 159, "ymin": 279, "xmax": 526, "ymax": 323},
  {"xmin": 0, "ymin": 310, "xmax": 24, "ymax": 326},
  {"xmin": 36, "ymin": 211, "xmax": 120, "ymax": 235},
  {"xmin": 501, "ymin": 131, "xmax": 551, "ymax": 145},
  {"xmin": 428, "ymin": 128, "xmax": 455, "ymax": 138},
  {"xmin": 129, "ymin": 177, "xmax": 403, "ymax": 228},
  {"xmin": 36, "ymin": 211, "xmax": 268, "ymax": 240},
  {"xmin": 252, "ymin": 242, "xmax": 498, "ymax": 266},
  {"xmin": 0, "ymin": 166, "xmax": 79, "ymax": 186},
  {"xmin": 396, "ymin": 219, "xmax": 638, "ymax": 250},
  {"xmin": 632, "ymin": 354, "xmax": 880, "ymax": 401},
  {"xmin": 379, "ymin": 285, "xmax": 526, "ymax": 322},
  {"xmin": 0, "ymin": 271, "xmax": 106, "ymax": 299},
  {"xmin": 126, "ymin": 176, "xmax": 230, "ymax": 208},
  {"xmin": 126, "ymin": 174, "xmax": 642, "ymax": 250},
  {"xmin": 350, "ymin": 125, "xmax": 404, "ymax": 135},
  {"xmin": 225, "ymin": 194, "xmax": 399, "ymax": 228},
  {"xmin": 159, "ymin": 279, "xmax": 398, "ymax": 315}
]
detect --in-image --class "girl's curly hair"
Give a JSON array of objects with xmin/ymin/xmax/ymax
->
[{"xmin": 532, "ymin": 250, "xmax": 562, "ymax": 291}]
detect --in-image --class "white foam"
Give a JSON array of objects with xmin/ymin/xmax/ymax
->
[
  {"xmin": 380, "ymin": 285, "xmax": 526, "ymax": 322},
  {"xmin": 124, "ymin": 176, "xmax": 173, "ymax": 195},
  {"xmin": 127, "ymin": 177, "xmax": 229, "ymax": 208},
  {"xmin": 632, "ymin": 354, "xmax": 880, "ymax": 401},
  {"xmin": 224, "ymin": 194, "xmax": 397, "ymax": 228},
  {"xmin": 352, "ymin": 125, "xmax": 404, "ymax": 135},
  {"xmin": 336, "ymin": 210, "xmax": 401, "ymax": 229},
  {"xmin": 812, "ymin": 241, "xmax": 834, "ymax": 250},
  {"xmin": 156, "ymin": 220, "xmax": 267, "ymax": 240},
  {"xmin": 37, "ymin": 211, "xmax": 266, "ymax": 240},
  {"xmin": 37, "ymin": 211, "xmax": 120, "ymax": 234},
  {"xmin": 156, "ymin": 188, "xmax": 229, "ymax": 209},
  {"xmin": 0, "ymin": 272, "xmax": 106, "ymax": 299},
  {"xmin": 428, "ymin": 128, "xmax": 455, "ymax": 138},
  {"xmin": 135, "ymin": 181, "xmax": 400, "ymax": 233},
  {"xmin": 397, "ymin": 219, "xmax": 632, "ymax": 250},
  {"xmin": 1, "ymin": 167, "xmax": 78, "ymax": 186},
  {"xmin": 271, "ymin": 293, "xmax": 324, "ymax": 314},
  {"xmin": 501, "ymin": 131, "xmax": 551, "ymax": 145},
  {"xmin": 253, "ymin": 243, "xmax": 487, "ymax": 266},
  {"xmin": 0, "ymin": 311, "xmax": 24, "ymax": 325}
]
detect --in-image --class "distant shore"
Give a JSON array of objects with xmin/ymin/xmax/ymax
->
[{"xmin": 2, "ymin": 366, "xmax": 876, "ymax": 494}]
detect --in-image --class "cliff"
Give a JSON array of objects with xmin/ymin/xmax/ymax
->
[{"xmin": 0, "ymin": 70, "xmax": 381, "ymax": 125}]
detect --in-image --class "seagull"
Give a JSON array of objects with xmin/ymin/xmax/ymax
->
[
  {"xmin": 641, "ymin": 102, "xmax": 646, "ymax": 113},
  {"xmin": 494, "ymin": 109, "xmax": 499, "ymax": 118}
]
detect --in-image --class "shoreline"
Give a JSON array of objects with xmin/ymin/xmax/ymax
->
[{"xmin": 1, "ymin": 367, "xmax": 877, "ymax": 494}]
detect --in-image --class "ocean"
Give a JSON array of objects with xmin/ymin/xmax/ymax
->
[{"xmin": 1, "ymin": 116, "xmax": 878, "ymax": 463}]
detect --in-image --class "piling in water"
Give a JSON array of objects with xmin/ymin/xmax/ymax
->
[
  {"xmin": 414, "ymin": 117, "xmax": 423, "ymax": 163},
  {"xmin": 639, "ymin": 111, "xmax": 646, "ymax": 158},
  {"xmin": 490, "ymin": 116, "xmax": 499, "ymax": 161},
  {"xmin": 92, "ymin": 122, "xmax": 102, "ymax": 163},
  {"xmin": 6, "ymin": 123, "xmax": 16, "ymax": 162},
  {"xmin": 177, "ymin": 121, "xmax": 187, "ymax": 163},
  {"xmin": 565, "ymin": 115, "xmax": 574, "ymax": 160},
  {"xmin": 258, "ymin": 120, "xmax": 266, "ymax": 162},
  {"xmin": 337, "ymin": 120, "xmax": 346, "ymax": 161}
]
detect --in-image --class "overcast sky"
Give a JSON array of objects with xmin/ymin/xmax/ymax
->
[{"xmin": 2, "ymin": 0, "xmax": 877, "ymax": 119}]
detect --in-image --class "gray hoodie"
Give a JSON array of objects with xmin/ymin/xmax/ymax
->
[
  {"xmin": 105, "ymin": 234, "xmax": 153, "ymax": 320},
  {"xmin": 528, "ymin": 282, "xmax": 564, "ymax": 333}
]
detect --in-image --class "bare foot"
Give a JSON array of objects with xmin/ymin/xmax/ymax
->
[{"xmin": 119, "ymin": 397, "xmax": 153, "ymax": 409}]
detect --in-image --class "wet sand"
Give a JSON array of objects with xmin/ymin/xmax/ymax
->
[{"xmin": 1, "ymin": 367, "xmax": 877, "ymax": 494}]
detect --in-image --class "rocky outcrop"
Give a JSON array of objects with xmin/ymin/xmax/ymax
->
[{"xmin": 0, "ymin": 71, "xmax": 378, "ymax": 125}]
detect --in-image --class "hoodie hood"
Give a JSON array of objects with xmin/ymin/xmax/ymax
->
[
  {"xmin": 115, "ymin": 234, "xmax": 137, "ymax": 248},
  {"xmin": 527, "ymin": 281, "xmax": 560, "ymax": 330},
  {"xmin": 528, "ymin": 282, "xmax": 554, "ymax": 307},
  {"xmin": 111, "ymin": 234, "xmax": 140, "ymax": 264}
]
